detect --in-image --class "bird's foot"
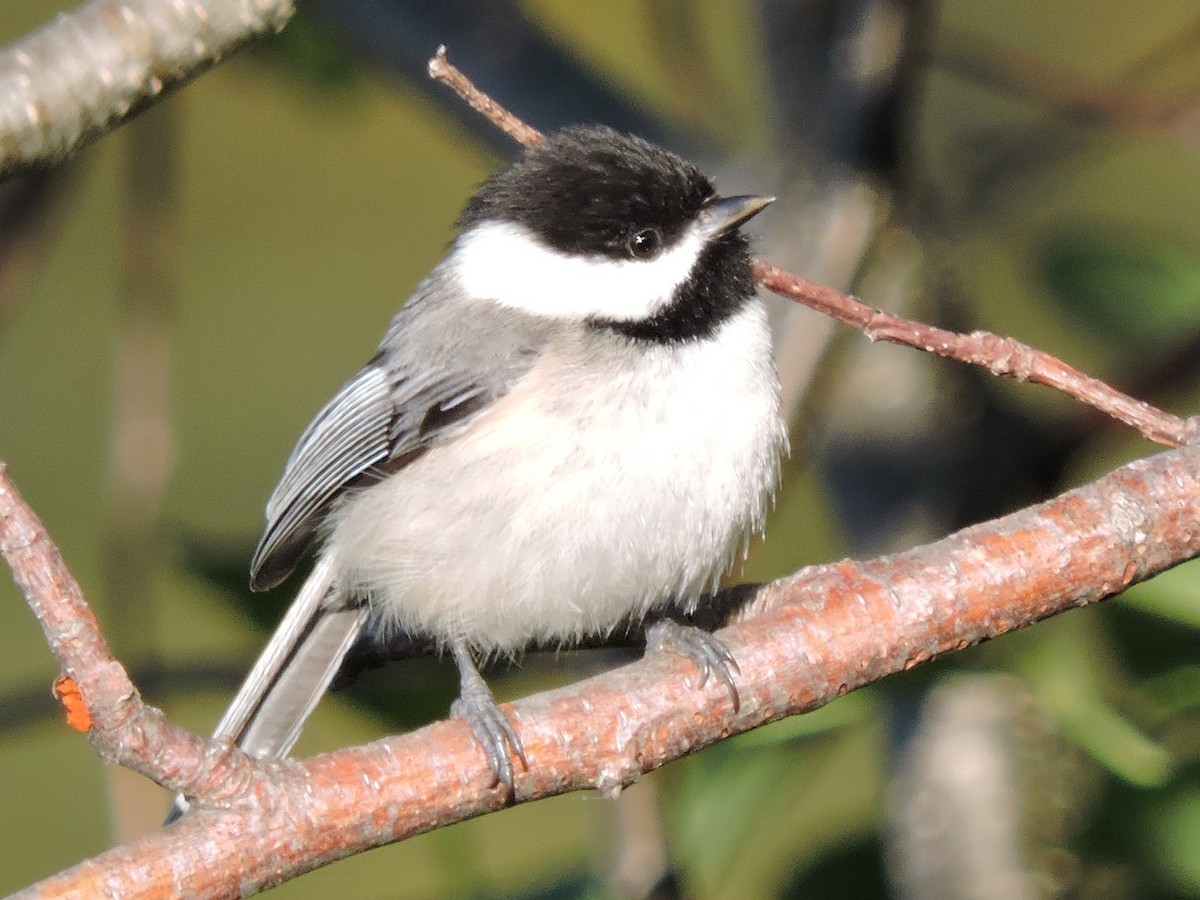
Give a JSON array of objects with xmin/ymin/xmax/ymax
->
[
  {"xmin": 645, "ymin": 619, "xmax": 741, "ymax": 712},
  {"xmin": 450, "ymin": 638, "xmax": 527, "ymax": 795}
]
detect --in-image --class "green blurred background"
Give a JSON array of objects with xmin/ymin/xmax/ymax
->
[{"xmin": 3, "ymin": 1, "xmax": 1200, "ymax": 897}]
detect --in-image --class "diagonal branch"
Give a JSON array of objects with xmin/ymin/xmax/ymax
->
[
  {"xmin": 752, "ymin": 261, "xmax": 1196, "ymax": 448},
  {"xmin": 0, "ymin": 463, "xmax": 280, "ymax": 813},
  {"xmin": 6, "ymin": 437, "xmax": 1200, "ymax": 896}
]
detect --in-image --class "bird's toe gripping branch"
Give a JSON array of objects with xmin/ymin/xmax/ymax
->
[
  {"xmin": 646, "ymin": 618, "xmax": 742, "ymax": 713},
  {"xmin": 450, "ymin": 638, "xmax": 528, "ymax": 795}
]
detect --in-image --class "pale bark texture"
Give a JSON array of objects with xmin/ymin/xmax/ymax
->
[{"xmin": 0, "ymin": 0, "xmax": 294, "ymax": 179}]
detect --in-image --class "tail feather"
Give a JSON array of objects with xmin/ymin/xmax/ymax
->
[{"xmin": 166, "ymin": 556, "xmax": 368, "ymax": 823}]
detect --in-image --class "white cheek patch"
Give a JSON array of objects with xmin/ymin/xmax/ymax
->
[{"xmin": 450, "ymin": 220, "xmax": 706, "ymax": 321}]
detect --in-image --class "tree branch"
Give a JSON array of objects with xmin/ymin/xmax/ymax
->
[
  {"xmin": 427, "ymin": 46, "xmax": 545, "ymax": 149},
  {"xmin": 6, "ymin": 436, "xmax": 1200, "ymax": 896},
  {"xmin": 0, "ymin": 0, "xmax": 294, "ymax": 181},
  {"xmin": 0, "ymin": 463, "xmax": 275, "ymax": 816},
  {"xmin": 752, "ymin": 261, "xmax": 1196, "ymax": 448}
]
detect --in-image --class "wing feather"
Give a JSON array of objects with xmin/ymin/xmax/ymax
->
[
  {"xmin": 249, "ymin": 283, "xmax": 560, "ymax": 591},
  {"xmin": 251, "ymin": 367, "xmax": 394, "ymax": 590}
]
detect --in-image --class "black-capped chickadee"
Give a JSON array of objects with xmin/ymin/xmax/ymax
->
[{"xmin": 171, "ymin": 125, "xmax": 785, "ymax": 818}]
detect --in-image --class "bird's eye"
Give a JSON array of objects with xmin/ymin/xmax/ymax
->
[{"xmin": 627, "ymin": 228, "xmax": 663, "ymax": 260}]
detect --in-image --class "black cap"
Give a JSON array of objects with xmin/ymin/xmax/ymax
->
[{"xmin": 459, "ymin": 125, "xmax": 716, "ymax": 260}]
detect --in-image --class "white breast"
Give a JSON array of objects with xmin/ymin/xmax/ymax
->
[{"xmin": 323, "ymin": 301, "xmax": 785, "ymax": 653}]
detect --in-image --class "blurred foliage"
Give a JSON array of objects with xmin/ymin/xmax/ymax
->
[
  {"xmin": 255, "ymin": 12, "xmax": 362, "ymax": 92},
  {"xmin": 1039, "ymin": 231, "xmax": 1200, "ymax": 349},
  {"xmin": 2, "ymin": 0, "xmax": 1200, "ymax": 898}
]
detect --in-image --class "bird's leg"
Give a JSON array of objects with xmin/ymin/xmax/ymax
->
[
  {"xmin": 645, "ymin": 619, "xmax": 741, "ymax": 713},
  {"xmin": 449, "ymin": 637, "xmax": 527, "ymax": 794}
]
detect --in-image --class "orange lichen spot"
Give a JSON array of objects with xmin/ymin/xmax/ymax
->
[{"xmin": 53, "ymin": 674, "xmax": 92, "ymax": 732}]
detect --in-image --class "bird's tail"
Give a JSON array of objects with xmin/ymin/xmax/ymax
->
[{"xmin": 165, "ymin": 556, "xmax": 369, "ymax": 822}]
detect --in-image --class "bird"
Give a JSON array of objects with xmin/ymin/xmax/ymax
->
[{"xmin": 170, "ymin": 124, "xmax": 785, "ymax": 819}]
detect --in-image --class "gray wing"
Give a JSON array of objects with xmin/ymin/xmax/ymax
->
[{"xmin": 250, "ymin": 288, "xmax": 555, "ymax": 591}]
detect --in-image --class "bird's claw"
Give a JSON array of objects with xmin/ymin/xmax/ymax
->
[
  {"xmin": 451, "ymin": 686, "xmax": 527, "ymax": 795},
  {"xmin": 646, "ymin": 619, "xmax": 741, "ymax": 712},
  {"xmin": 450, "ymin": 638, "xmax": 526, "ymax": 795}
]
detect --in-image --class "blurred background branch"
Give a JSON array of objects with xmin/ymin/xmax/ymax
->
[
  {"xmin": 0, "ymin": 0, "xmax": 294, "ymax": 180},
  {"xmin": 100, "ymin": 95, "xmax": 180, "ymax": 841}
]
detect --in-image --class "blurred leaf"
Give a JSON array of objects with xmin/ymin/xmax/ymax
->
[
  {"xmin": 672, "ymin": 743, "xmax": 795, "ymax": 891},
  {"xmin": 1066, "ymin": 692, "xmax": 1173, "ymax": 788},
  {"xmin": 729, "ymin": 690, "xmax": 874, "ymax": 750},
  {"xmin": 1139, "ymin": 665, "xmax": 1200, "ymax": 724},
  {"xmin": 669, "ymin": 722, "xmax": 881, "ymax": 898},
  {"xmin": 1038, "ymin": 231, "xmax": 1200, "ymax": 347},
  {"xmin": 248, "ymin": 11, "xmax": 360, "ymax": 90},
  {"xmin": 1015, "ymin": 623, "xmax": 1173, "ymax": 787},
  {"xmin": 1120, "ymin": 559, "xmax": 1200, "ymax": 630},
  {"xmin": 1148, "ymin": 786, "xmax": 1200, "ymax": 894}
]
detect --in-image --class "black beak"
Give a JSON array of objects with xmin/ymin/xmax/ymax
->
[{"xmin": 697, "ymin": 194, "xmax": 774, "ymax": 239}]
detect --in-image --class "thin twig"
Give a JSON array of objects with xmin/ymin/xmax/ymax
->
[
  {"xmin": 426, "ymin": 46, "xmax": 1193, "ymax": 449},
  {"xmin": 753, "ymin": 261, "xmax": 1195, "ymax": 447},
  {"xmin": 428, "ymin": 46, "xmax": 544, "ymax": 149}
]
